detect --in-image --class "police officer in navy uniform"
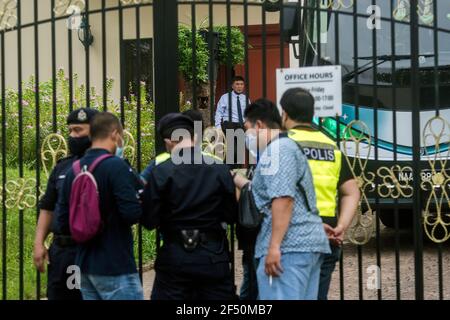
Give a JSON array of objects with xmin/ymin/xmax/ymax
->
[
  {"xmin": 140, "ymin": 109, "xmax": 204, "ymax": 186},
  {"xmin": 33, "ymin": 108, "xmax": 98, "ymax": 300},
  {"xmin": 141, "ymin": 113, "xmax": 238, "ymax": 300}
]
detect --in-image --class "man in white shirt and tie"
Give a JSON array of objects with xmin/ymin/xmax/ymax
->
[
  {"xmin": 214, "ymin": 76, "xmax": 250, "ymax": 168},
  {"xmin": 215, "ymin": 76, "xmax": 250, "ymax": 130}
]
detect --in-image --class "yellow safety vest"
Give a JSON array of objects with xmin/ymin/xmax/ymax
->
[
  {"xmin": 288, "ymin": 128, "xmax": 342, "ymax": 218},
  {"xmin": 154, "ymin": 151, "xmax": 223, "ymax": 166}
]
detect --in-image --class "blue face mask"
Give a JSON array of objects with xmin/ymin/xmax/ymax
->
[
  {"xmin": 115, "ymin": 137, "xmax": 124, "ymax": 158},
  {"xmin": 245, "ymin": 132, "xmax": 258, "ymax": 160}
]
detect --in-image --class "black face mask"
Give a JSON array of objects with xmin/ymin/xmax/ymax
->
[{"xmin": 68, "ymin": 136, "xmax": 91, "ymax": 157}]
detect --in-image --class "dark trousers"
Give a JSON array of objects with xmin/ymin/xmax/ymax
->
[
  {"xmin": 151, "ymin": 241, "xmax": 235, "ymax": 300},
  {"xmin": 318, "ymin": 244, "xmax": 342, "ymax": 300},
  {"xmin": 239, "ymin": 248, "xmax": 258, "ymax": 300},
  {"xmin": 47, "ymin": 242, "xmax": 82, "ymax": 300},
  {"xmin": 221, "ymin": 121, "xmax": 245, "ymax": 169}
]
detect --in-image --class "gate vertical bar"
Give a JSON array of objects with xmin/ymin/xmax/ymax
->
[
  {"xmin": 191, "ymin": 3, "xmax": 197, "ymax": 111},
  {"xmin": 261, "ymin": 5, "xmax": 267, "ymax": 98},
  {"xmin": 85, "ymin": 0, "xmax": 91, "ymax": 108},
  {"xmin": 352, "ymin": 0, "xmax": 363, "ymax": 301},
  {"xmin": 390, "ymin": 0, "xmax": 401, "ymax": 300},
  {"xmin": 279, "ymin": 1, "xmax": 285, "ymax": 69},
  {"xmin": 371, "ymin": 0, "xmax": 382, "ymax": 301},
  {"xmin": 153, "ymin": 0, "xmax": 179, "ymax": 154},
  {"xmin": 51, "ymin": 0, "xmax": 57, "ymax": 131},
  {"xmin": 243, "ymin": 0, "xmax": 250, "ymax": 104},
  {"xmin": 432, "ymin": 0, "xmax": 443, "ymax": 300},
  {"xmin": 68, "ymin": 24, "xmax": 73, "ymax": 112},
  {"xmin": 135, "ymin": 3, "xmax": 143, "ymax": 282},
  {"xmin": 208, "ymin": 0, "xmax": 215, "ymax": 126},
  {"xmin": 118, "ymin": 0, "xmax": 125, "ymax": 124},
  {"xmin": 1, "ymin": 30, "xmax": 6, "ymax": 300},
  {"xmin": 34, "ymin": 0, "xmax": 41, "ymax": 299},
  {"xmin": 17, "ymin": 0, "xmax": 24, "ymax": 300},
  {"xmin": 102, "ymin": 0, "xmax": 107, "ymax": 111},
  {"xmin": 410, "ymin": 0, "xmax": 424, "ymax": 301}
]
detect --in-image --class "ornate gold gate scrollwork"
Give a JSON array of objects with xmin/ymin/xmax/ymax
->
[
  {"xmin": 123, "ymin": 130, "xmax": 137, "ymax": 165},
  {"xmin": 202, "ymin": 126, "xmax": 227, "ymax": 161},
  {"xmin": 5, "ymin": 178, "xmax": 39, "ymax": 210},
  {"xmin": 53, "ymin": 0, "xmax": 85, "ymax": 17},
  {"xmin": 377, "ymin": 165, "xmax": 414, "ymax": 199},
  {"xmin": 41, "ymin": 133, "xmax": 68, "ymax": 179},
  {"xmin": 342, "ymin": 120, "xmax": 376, "ymax": 245},
  {"xmin": 0, "ymin": 0, "xmax": 17, "ymax": 31},
  {"xmin": 421, "ymin": 116, "xmax": 450, "ymax": 243}
]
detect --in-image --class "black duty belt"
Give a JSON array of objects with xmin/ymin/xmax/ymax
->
[
  {"xmin": 162, "ymin": 230, "xmax": 226, "ymax": 252},
  {"xmin": 53, "ymin": 235, "xmax": 77, "ymax": 247}
]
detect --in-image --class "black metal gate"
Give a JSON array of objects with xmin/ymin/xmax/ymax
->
[{"xmin": 0, "ymin": 0, "xmax": 449, "ymax": 300}]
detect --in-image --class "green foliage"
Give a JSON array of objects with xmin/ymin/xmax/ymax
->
[
  {"xmin": 0, "ymin": 71, "xmax": 157, "ymax": 299},
  {"xmin": 178, "ymin": 25, "xmax": 210, "ymax": 83},
  {"xmin": 0, "ymin": 69, "xmax": 156, "ymax": 168},
  {"xmin": 214, "ymin": 26, "xmax": 246, "ymax": 67},
  {"xmin": 0, "ymin": 168, "xmax": 46, "ymax": 300},
  {"xmin": 178, "ymin": 25, "xmax": 246, "ymax": 84}
]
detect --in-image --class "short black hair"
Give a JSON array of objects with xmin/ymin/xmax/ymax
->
[
  {"xmin": 280, "ymin": 88, "xmax": 315, "ymax": 123},
  {"xmin": 232, "ymin": 76, "xmax": 245, "ymax": 84},
  {"xmin": 244, "ymin": 98, "xmax": 282, "ymax": 129},
  {"xmin": 182, "ymin": 109, "xmax": 203, "ymax": 123},
  {"xmin": 90, "ymin": 112, "xmax": 123, "ymax": 141}
]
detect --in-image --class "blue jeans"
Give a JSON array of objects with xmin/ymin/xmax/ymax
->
[
  {"xmin": 81, "ymin": 273, "xmax": 144, "ymax": 300},
  {"xmin": 318, "ymin": 245, "xmax": 342, "ymax": 300},
  {"xmin": 257, "ymin": 252, "xmax": 323, "ymax": 300}
]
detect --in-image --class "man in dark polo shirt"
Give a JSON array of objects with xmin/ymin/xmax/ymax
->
[
  {"xmin": 57, "ymin": 112, "xmax": 144, "ymax": 300},
  {"xmin": 33, "ymin": 107, "xmax": 98, "ymax": 300}
]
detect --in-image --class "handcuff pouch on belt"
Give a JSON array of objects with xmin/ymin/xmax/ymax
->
[{"xmin": 181, "ymin": 229, "xmax": 200, "ymax": 252}]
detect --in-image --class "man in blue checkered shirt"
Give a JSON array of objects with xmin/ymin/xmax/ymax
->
[{"xmin": 233, "ymin": 98, "xmax": 330, "ymax": 300}]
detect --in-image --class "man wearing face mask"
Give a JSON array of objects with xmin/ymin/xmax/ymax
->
[
  {"xmin": 57, "ymin": 112, "xmax": 144, "ymax": 300},
  {"xmin": 33, "ymin": 107, "xmax": 98, "ymax": 300},
  {"xmin": 236, "ymin": 99, "xmax": 282, "ymax": 300},
  {"xmin": 232, "ymin": 97, "xmax": 331, "ymax": 300}
]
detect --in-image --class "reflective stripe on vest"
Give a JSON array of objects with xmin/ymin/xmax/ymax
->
[
  {"xmin": 288, "ymin": 129, "xmax": 341, "ymax": 218},
  {"xmin": 155, "ymin": 152, "xmax": 171, "ymax": 166},
  {"xmin": 154, "ymin": 151, "xmax": 222, "ymax": 166}
]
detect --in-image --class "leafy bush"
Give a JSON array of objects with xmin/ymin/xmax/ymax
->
[
  {"xmin": 0, "ymin": 69, "xmax": 156, "ymax": 169},
  {"xmin": 178, "ymin": 25, "xmax": 210, "ymax": 83},
  {"xmin": 178, "ymin": 25, "xmax": 246, "ymax": 85},
  {"xmin": 214, "ymin": 26, "xmax": 246, "ymax": 67}
]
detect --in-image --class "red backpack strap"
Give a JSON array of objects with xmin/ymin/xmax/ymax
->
[
  {"xmin": 88, "ymin": 154, "xmax": 113, "ymax": 173},
  {"xmin": 72, "ymin": 160, "xmax": 82, "ymax": 176}
]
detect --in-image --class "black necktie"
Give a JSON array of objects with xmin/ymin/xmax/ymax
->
[{"xmin": 237, "ymin": 95, "xmax": 244, "ymax": 125}]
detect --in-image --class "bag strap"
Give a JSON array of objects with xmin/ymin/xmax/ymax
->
[
  {"xmin": 88, "ymin": 154, "xmax": 113, "ymax": 173},
  {"xmin": 72, "ymin": 160, "xmax": 82, "ymax": 176}
]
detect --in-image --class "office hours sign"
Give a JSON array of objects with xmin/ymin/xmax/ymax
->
[{"xmin": 276, "ymin": 66, "xmax": 342, "ymax": 118}]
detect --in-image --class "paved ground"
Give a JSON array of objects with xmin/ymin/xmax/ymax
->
[{"xmin": 143, "ymin": 224, "xmax": 450, "ymax": 300}]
